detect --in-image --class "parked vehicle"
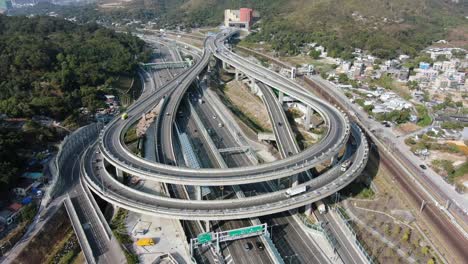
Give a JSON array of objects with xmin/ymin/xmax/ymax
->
[
  {"xmin": 121, "ymin": 112, "xmax": 128, "ymax": 120},
  {"xmin": 136, "ymin": 238, "xmax": 155, "ymax": 246}
]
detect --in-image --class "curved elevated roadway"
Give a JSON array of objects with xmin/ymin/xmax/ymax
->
[
  {"xmin": 85, "ymin": 123, "xmax": 367, "ymax": 220},
  {"xmin": 86, "ymin": 30, "xmax": 369, "ymax": 219},
  {"xmin": 99, "ymin": 33, "xmax": 352, "ymax": 186}
]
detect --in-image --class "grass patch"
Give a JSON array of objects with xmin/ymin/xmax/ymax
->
[
  {"xmin": 109, "ymin": 209, "xmax": 140, "ymax": 264},
  {"xmin": 432, "ymin": 159, "xmax": 468, "ymax": 184},
  {"xmin": 287, "ymin": 108, "xmax": 304, "ymax": 118},
  {"xmin": 406, "ymin": 135, "xmax": 467, "ymax": 155},
  {"xmin": 124, "ymin": 127, "xmax": 139, "ymax": 144},
  {"xmin": 415, "ymin": 104, "xmax": 432, "ymax": 127},
  {"xmin": 12, "ymin": 207, "xmax": 72, "ymax": 264},
  {"xmin": 371, "ymin": 74, "xmax": 411, "ymax": 100},
  {"xmin": 215, "ymin": 84, "xmax": 271, "ymax": 133},
  {"xmin": 341, "ymin": 181, "xmax": 375, "ymax": 199},
  {"xmin": 49, "ymin": 231, "xmax": 81, "ymax": 264},
  {"xmin": 110, "ymin": 209, "xmax": 132, "ymax": 244}
]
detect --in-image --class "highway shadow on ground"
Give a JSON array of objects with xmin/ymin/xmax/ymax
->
[{"xmin": 333, "ymin": 137, "xmax": 380, "ymax": 202}]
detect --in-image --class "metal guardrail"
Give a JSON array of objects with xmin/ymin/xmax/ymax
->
[
  {"xmin": 297, "ymin": 214, "xmax": 337, "ymax": 248},
  {"xmin": 333, "ymin": 206, "xmax": 374, "ymax": 264},
  {"xmin": 264, "ymin": 231, "xmax": 285, "ymax": 264},
  {"xmin": 64, "ymin": 196, "xmax": 96, "ymax": 264},
  {"xmin": 47, "ymin": 123, "xmax": 103, "ymax": 204}
]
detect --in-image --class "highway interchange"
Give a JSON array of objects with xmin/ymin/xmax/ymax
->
[
  {"xmin": 81, "ymin": 30, "xmax": 369, "ymax": 221},
  {"xmin": 70, "ymin": 29, "xmax": 371, "ymax": 263}
]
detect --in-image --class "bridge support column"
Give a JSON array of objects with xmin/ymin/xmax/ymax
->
[
  {"xmin": 291, "ymin": 175, "xmax": 298, "ymax": 187},
  {"xmin": 205, "ymin": 221, "xmax": 210, "ymax": 232},
  {"xmin": 305, "ymin": 204, "xmax": 313, "ymax": 216},
  {"xmin": 278, "ymin": 91, "xmax": 284, "ymax": 104},
  {"xmin": 248, "ymin": 77, "xmax": 258, "ymax": 94},
  {"xmin": 115, "ymin": 168, "xmax": 124, "ymax": 183},
  {"xmin": 222, "ymin": 61, "xmax": 228, "ymax": 70},
  {"xmin": 304, "ymin": 105, "xmax": 312, "ymax": 129},
  {"xmin": 330, "ymin": 154, "xmax": 339, "ymax": 166},
  {"xmin": 195, "ymin": 186, "xmax": 202, "ymax": 200},
  {"xmin": 290, "ymin": 67, "xmax": 297, "ymax": 79},
  {"xmin": 235, "ymin": 68, "xmax": 240, "ymax": 81}
]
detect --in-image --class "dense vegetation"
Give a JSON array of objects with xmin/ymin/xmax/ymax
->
[
  {"xmin": 0, "ymin": 15, "xmax": 150, "ymax": 119},
  {"xmin": 10, "ymin": 0, "xmax": 467, "ymax": 59},
  {"xmin": 243, "ymin": 0, "xmax": 467, "ymax": 59},
  {"xmin": 0, "ymin": 15, "xmax": 150, "ymax": 191}
]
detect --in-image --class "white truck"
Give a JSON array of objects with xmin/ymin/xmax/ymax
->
[
  {"xmin": 340, "ymin": 160, "xmax": 351, "ymax": 172},
  {"xmin": 286, "ymin": 186, "xmax": 307, "ymax": 197},
  {"xmin": 316, "ymin": 200, "xmax": 326, "ymax": 214}
]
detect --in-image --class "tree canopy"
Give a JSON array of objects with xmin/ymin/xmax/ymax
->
[{"xmin": 0, "ymin": 15, "xmax": 151, "ymax": 119}]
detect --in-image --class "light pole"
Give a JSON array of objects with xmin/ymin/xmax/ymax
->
[
  {"xmin": 268, "ymin": 224, "xmax": 280, "ymax": 240},
  {"xmin": 220, "ymin": 186, "xmax": 224, "ymax": 198}
]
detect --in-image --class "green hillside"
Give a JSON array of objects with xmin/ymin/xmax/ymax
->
[
  {"xmin": 10, "ymin": 0, "xmax": 467, "ymax": 59},
  {"xmin": 175, "ymin": 0, "xmax": 468, "ymax": 58}
]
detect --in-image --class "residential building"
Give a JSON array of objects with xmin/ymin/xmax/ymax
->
[
  {"xmin": 463, "ymin": 127, "xmax": 468, "ymax": 141},
  {"xmin": 13, "ymin": 179, "xmax": 34, "ymax": 196},
  {"xmin": 0, "ymin": 210, "xmax": 15, "ymax": 225},
  {"xmin": 419, "ymin": 62, "xmax": 431, "ymax": 70},
  {"xmin": 0, "ymin": 0, "xmax": 11, "ymax": 13},
  {"xmin": 426, "ymin": 48, "xmax": 453, "ymax": 60}
]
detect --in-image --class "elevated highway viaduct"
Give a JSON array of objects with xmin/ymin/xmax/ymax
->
[{"xmin": 83, "ymin": 29, "xmax": 368, "ymax": 221}]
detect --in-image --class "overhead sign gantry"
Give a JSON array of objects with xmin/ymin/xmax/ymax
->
[{"xmin": 190, "ymin": 224, "xmax": 268, "ymax": 256}]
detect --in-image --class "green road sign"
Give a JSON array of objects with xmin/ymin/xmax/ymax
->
[
  {"xmin": 228, "ymin": 225, "xmax": 263, "ymax": 237},
  {"xmin": 197, "ymin": 232, "xmax": 213, "ymax": 244}
]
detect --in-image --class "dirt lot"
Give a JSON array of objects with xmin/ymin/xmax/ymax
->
[
  {"xmin": 12, "ymin": 206, "xmax": 79, "ymax": 264},
  {"xmin": 396, "ymin": 123, "xmax": 421, "ymax": 135},
  {"xmin": 338, "ymin": 152, "xmax": 442, "ymax": 264},
  {"xmin": 224, "ymin": 80, "xmax": 272, "ymax": 132}
]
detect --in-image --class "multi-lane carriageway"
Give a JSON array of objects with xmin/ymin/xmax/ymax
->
[{"xmin": 82, "ymin": 29, "xmax": 369, "ymax": 220}]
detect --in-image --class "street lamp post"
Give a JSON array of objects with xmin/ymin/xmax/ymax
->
[{"xmin": 268, "ymin": 224, "xmax": 280, "ymax": 240}]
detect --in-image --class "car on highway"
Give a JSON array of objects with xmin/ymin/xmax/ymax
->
[
  {"xmin": 278, "ymin": 122, "xmax": 282, "ymax": 126},
  {"xmin": 244, "ymin": 242, "xmax": 253, "ymax": 251},
  {"xmin": 256, "ymin": 242, "xmax": 264, "ymax": 251},
  {"xmin": 420, "ymin": 164, "xmax": 427, "ymax": 170}
]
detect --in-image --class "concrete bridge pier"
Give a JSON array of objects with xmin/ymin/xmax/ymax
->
[
  {"xmin": 278, "ymin": 91, "xmax": 284, "ymax": 104},
  {"xmin": 205, "ymin": 220, "xmax": 210, "ymax": 232},
  {"xmin": 195, "ymin": 186, "xmax": 202, "ymax": 200},
  {"xmin": 235, "ymin": 68, "xmax": 240, "ymax": 81},
  {"xmin": 291, "ymin": 175, "xmax": 299, "ymax": 187},
  {"xmin": 222, "ymin": 61, "xmax": 228, "ymax": 70},
  {"xmin": 248, "ymin": 77, "xmax": 258, "ymax": 94},
  {"xmin": 330, "ymin": 154, "xmax": 339, "ymax": 166},
  {"xmin": 304, "ymin": 105, "xmax": 312, "ymax": 129},
  {"xmin": 290, "ymin": 67, "xmax": 297, "ymax": 79},
  {"xmin": 305, "ymin": 204, "xmax": 313, "ymax": 216},
  {"xmin": 115, "ymin": 168, "xmax": 124, "ymax": 182}
]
